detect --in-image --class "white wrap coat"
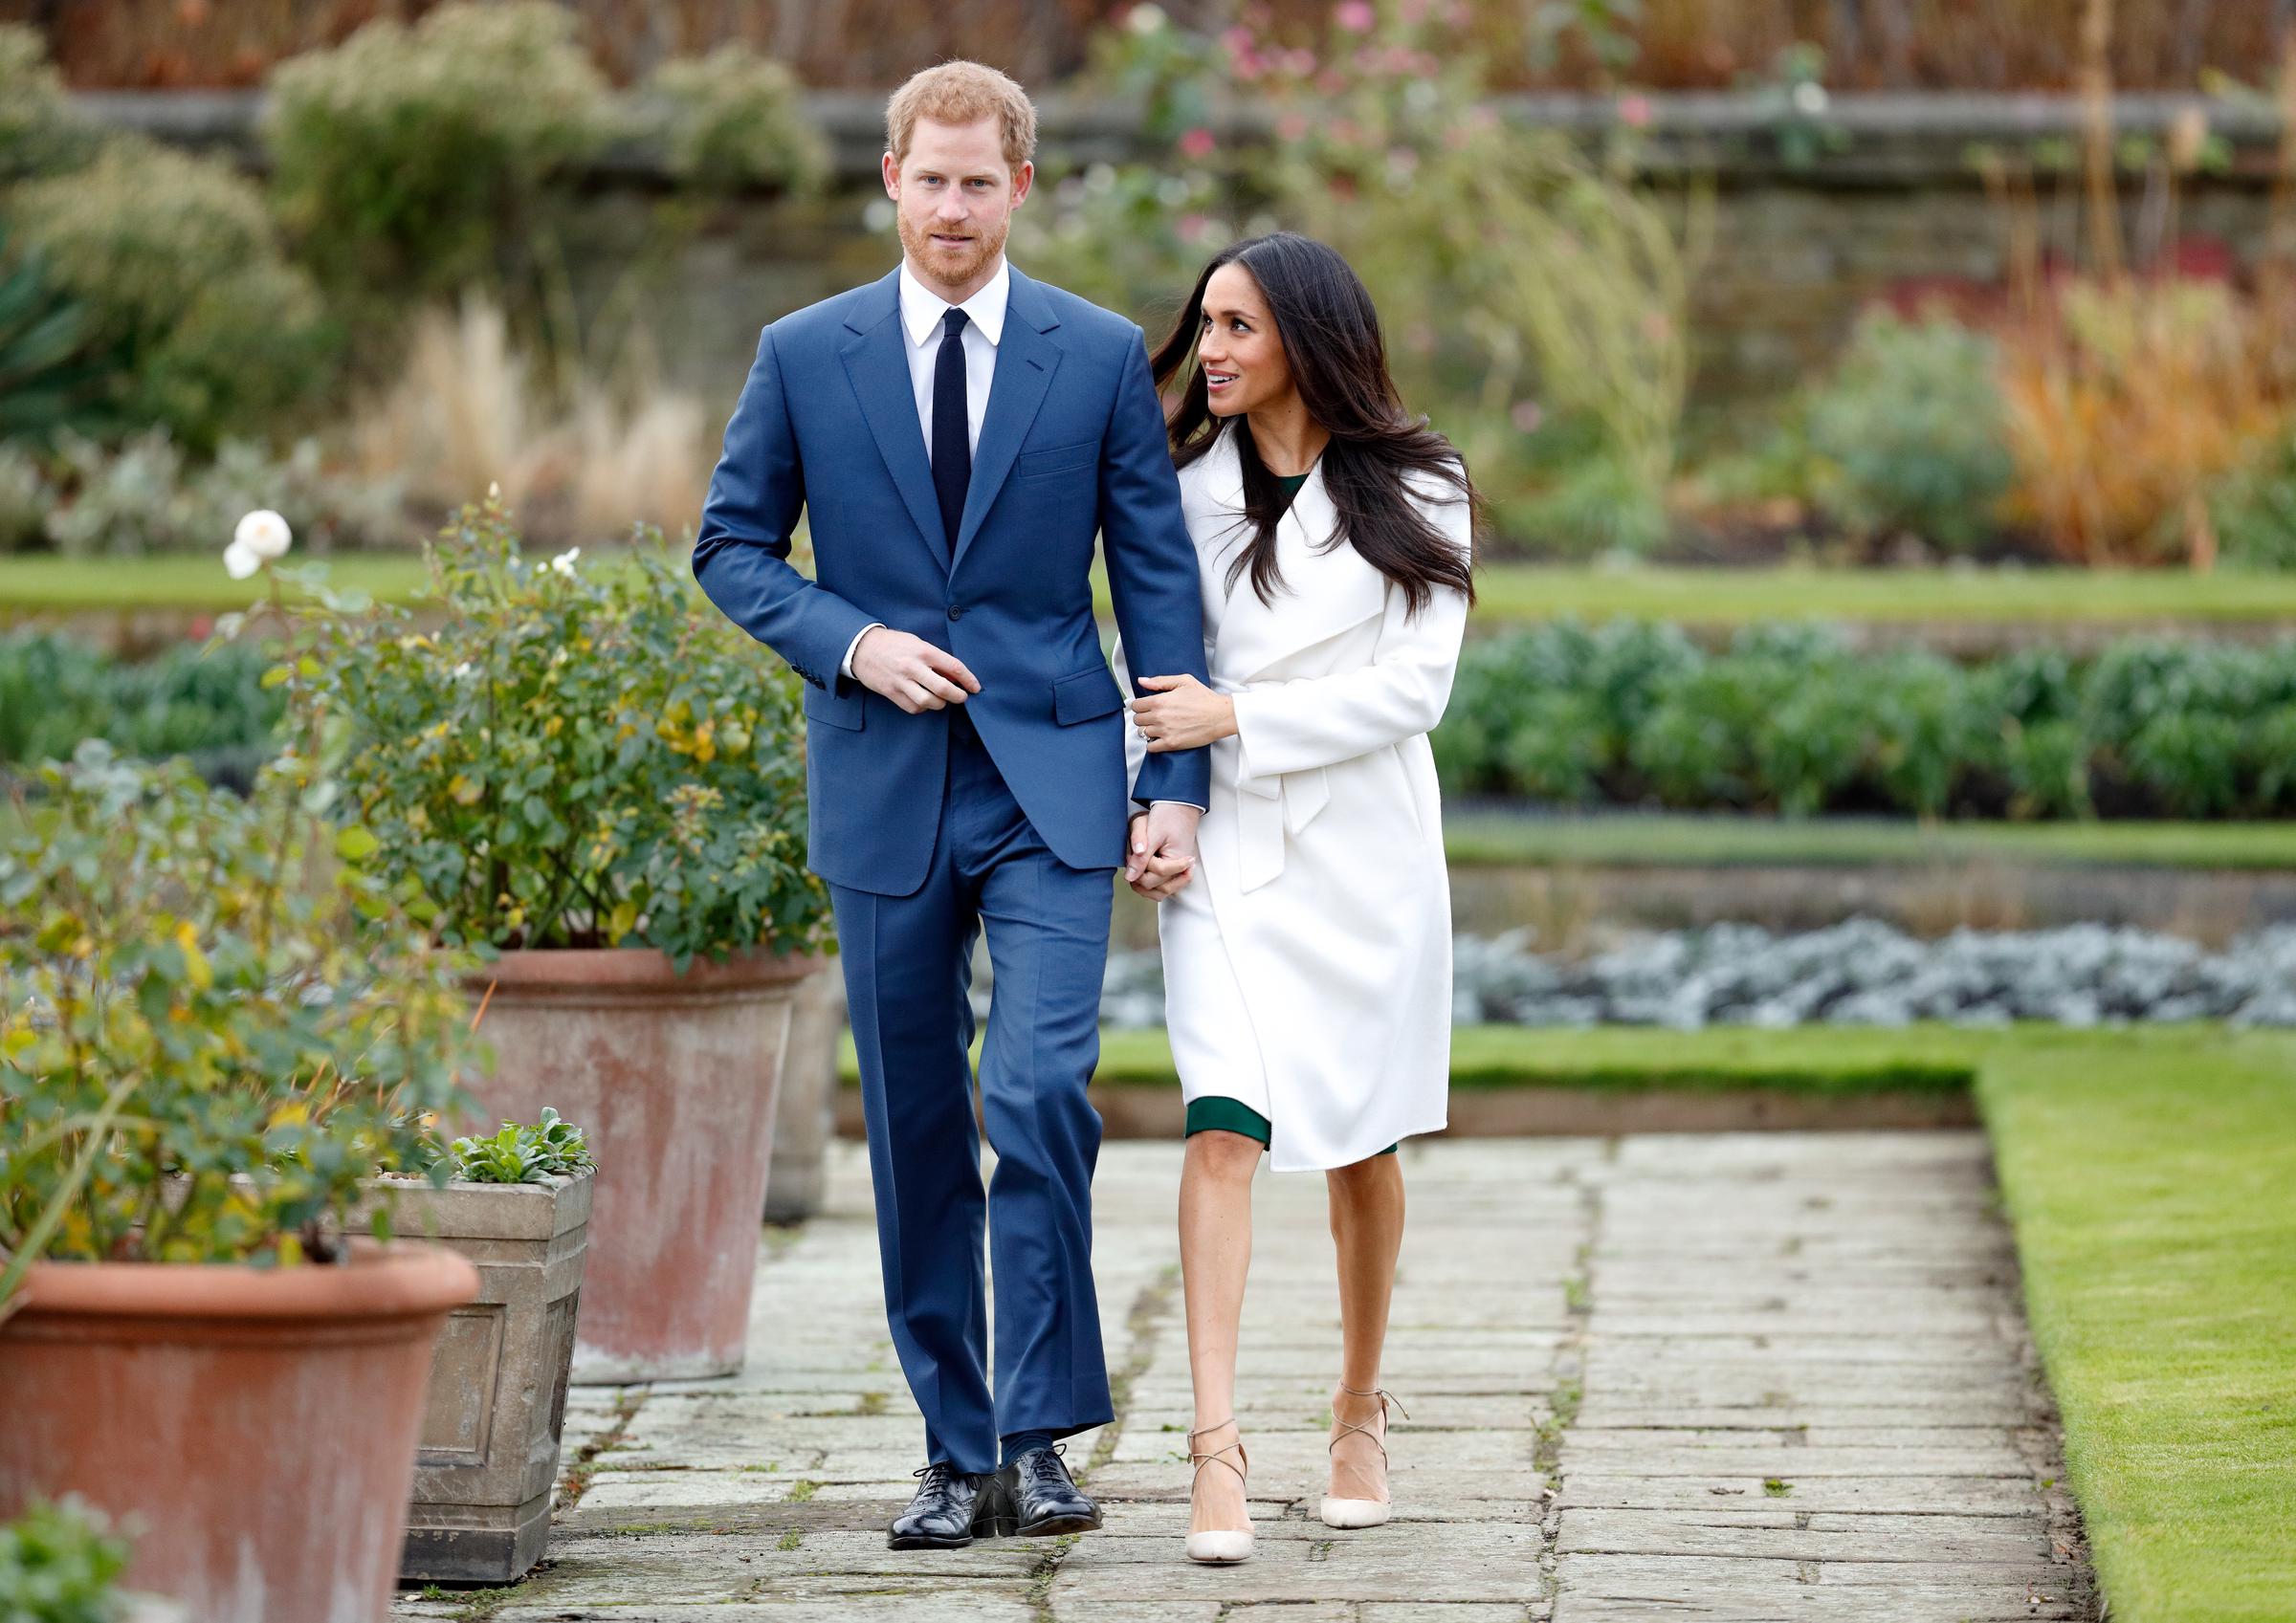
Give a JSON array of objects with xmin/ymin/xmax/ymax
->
[{"xmin": 1115, "ymin": 429, "xmax": 1470, "ymax": 1171}]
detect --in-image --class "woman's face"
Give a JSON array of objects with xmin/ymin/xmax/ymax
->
[{"xmin": 1196, "ymin": 262, "xmax": 1292, "ymax": 418}]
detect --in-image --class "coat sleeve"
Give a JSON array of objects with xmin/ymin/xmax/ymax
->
[
  {"xmin": 1227, "ymin": 483, "xmax": 1471, "ymax": 784},
  {"xmin": 691, "ymin": 322, "xmax": 875, "ymax": 692},
  {"xmin": 1099, "ymin": 328, "xmax": 1214, "ymax": 810}
]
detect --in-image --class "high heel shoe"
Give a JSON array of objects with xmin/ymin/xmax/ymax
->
[
  {"xmin": 1321, "ymin": 1383, "xmax": 1407, "ymax": 1529},
  {"xmin": 1183, "ymin": 1417, "xmax": 1253, "ymax": 1564}
]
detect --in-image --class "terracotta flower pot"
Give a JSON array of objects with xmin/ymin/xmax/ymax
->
[
  {"xmin": 0, "ymin": 1241, "xmax": 478, "ymax": 1623},
  {"xmin": 764, "ymin": 960, "xmax": 844, "ymax": 1223},
  {"xmin": 460, "ymin": 946, "xmax": 810, "ymax": 1381}
]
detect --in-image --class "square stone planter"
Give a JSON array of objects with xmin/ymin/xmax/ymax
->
[{"xmin": 360, "ymin": 1170, "xmax": 592, "ymax": 1585}]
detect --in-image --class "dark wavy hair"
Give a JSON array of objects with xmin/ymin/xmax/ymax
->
[{"xmin": 1149, "ymin": 231, "xmax": 1479, "ymax": 615}]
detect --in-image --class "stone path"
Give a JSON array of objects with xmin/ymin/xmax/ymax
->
[{"xmin": 394, "ymin": 1132, "xmax": 2091, "ymax": 1622}]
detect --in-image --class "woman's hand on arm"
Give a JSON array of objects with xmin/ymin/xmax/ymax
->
[{"xmin": 1133, "ymin": 674, "xmax": 1237, "ymax": 752}]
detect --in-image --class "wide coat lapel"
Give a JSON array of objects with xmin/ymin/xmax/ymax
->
[
  {"xmin": 837, "ymin": 270, "xmax": 948, "ymax": 570},
  {"xmin": 1199, "ymin": 429, "xmax": 1390, "ymax": 685},
  {"xmin": 950, "ymin": 268, "xmax": 1063, "ymax": 575}
]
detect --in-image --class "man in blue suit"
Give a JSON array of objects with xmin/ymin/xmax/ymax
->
[{"xmin": 692, "ymin": 60, "xmax": 1211, "ymax": 1550}]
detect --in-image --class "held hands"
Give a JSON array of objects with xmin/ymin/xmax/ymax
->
[
  {"xmin": 1133, "ymin": 673, "xmax": 1235, "ymax": 752},
  {"xmin": 1125, "ymin": 802, "xmax": 1201, "ymax": 901},
  {"xmin": 851, "ymin": 627, "xmax": 981, "ymax": 714}
]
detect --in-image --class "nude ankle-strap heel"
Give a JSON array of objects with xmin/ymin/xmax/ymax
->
[
  {"xmin": 1321, "ymin": 1383, "xmax": 1406, "ymax": 1529},
  {"xmin": 1184, "ymin": 1418, "xmax": 1254, "ymax": 1564}
]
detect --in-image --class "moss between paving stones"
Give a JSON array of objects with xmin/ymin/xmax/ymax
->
[{"xmin": 835, "ymin": 1020, "xmax": 2295, "ymax": 1618}]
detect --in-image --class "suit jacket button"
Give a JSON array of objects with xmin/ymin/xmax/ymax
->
[{"xmin": 947, "ymin": 604, "xmax": 965, "ymax": 621}]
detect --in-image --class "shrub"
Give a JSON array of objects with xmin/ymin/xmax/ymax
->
[
  {"xmin": 0, "ymin": 25, "xmax": 88, "ymax": 183},
  {"xmin": 1437, "ymin": 621, "xmax": 2296, "ymax": 819},
  {"xmin": 265, "ymin": 0, "xmax": 613, "ymax": 320},
  {"xmin": 34, "ymin": 428, "xmax": 407, "ymax": 558},
  {"xmin": 0, "ymin": 740, "xmax": 482, "ymax": 1266},
  {"xmin": 0, "ymin": 628, "xmax": 286, "ymax": 777},
  {"xmin": 6, "ymin": 141, "xmax": 334, "ymax": 451},
  {"xmin": 272, "ymin": 495, "xmax": 829, "ymax": 970},
  {"xmin": 0, "ymin": 443, "xmax": 45, "ymax": 552},
  {"xmin": 1017, "ymin": 4, "xmax": 1699, "ymax": 556},
  {"xmin": 1801, "ymin": 310, "xmax": 2014, "ymax": 553},
  {"xmin": 2204, "ymin": 425, "xmax": 2296, "ymax": 571},
  {"xmin": 0, "ymin": 1499, "xmax": 127, "ymax": 1623},
  {"xmin": 1998, "ymin": 278, "xmax": 2283, "ymax": 565},
  {"xmin": 639, "ymin": 44, "xmax": 827, "ymax": 196},
  {"xmin": 0, "ymin": 227, "xmax": 111, "ymax": 450}
]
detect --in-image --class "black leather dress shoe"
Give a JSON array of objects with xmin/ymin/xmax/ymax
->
[
  {"xmin": 991, "ymin": 1443, "xmax": 1103, "ymax": 1538},
  {"xmin": 887, "ymin": 1460, "xmax": 998, "ymax": 1549}
]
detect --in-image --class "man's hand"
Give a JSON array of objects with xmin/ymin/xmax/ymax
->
[
  {"xmin": 1124, "ymin": 803, "xmax": 1202, "ymax": 901},
  {"xmin": 850, "ymin": 627, "xmax": 981, "ymax": 713}
]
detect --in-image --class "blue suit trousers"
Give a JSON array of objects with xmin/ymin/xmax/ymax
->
[{"xmin": 828, "ymin": 706, "xmax": 1113, "ymax": 1474}]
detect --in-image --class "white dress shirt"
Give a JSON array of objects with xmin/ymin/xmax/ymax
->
[
  {"xmin": 840, "ymin": 257, "xmax": 1201, "ymax": 816},
  {"xmin": 838, "ymin": 258, "xmax": 1009, "ymax": 680}
]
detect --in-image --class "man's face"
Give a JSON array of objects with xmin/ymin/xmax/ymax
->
[{"xmin": 884, "ymin": 116, "xmax": 1032, "ymax": 297}]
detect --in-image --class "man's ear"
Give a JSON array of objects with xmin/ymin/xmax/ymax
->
[
  {"xmin": 881, "ymin": 150, "xmax": 901, "ymax": 199},
  {"xmin": 1009, "ymin": 160, "xmax": 1034, "ymax": 208}
]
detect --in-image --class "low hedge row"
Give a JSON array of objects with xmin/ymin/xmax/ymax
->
[
  {"xmin": 0, "ymin": 627, "xmax": 280, "ymax": 782},
  {"xmin": 1435, "ymin": 619, "xmax": 2296, "ymax": 820}
]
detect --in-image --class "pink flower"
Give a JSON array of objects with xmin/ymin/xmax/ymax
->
[
  {"xmin": 1180, "ymin": 126, "xmax": 1217, "ymax": 159},
  {"xmin": 1336, "ymin": 0, "xmax": 1376, "ymax": 32},
  {"xmin": 1512, "ymin": 400, "xmax": 1544, "ymax": 433},
  {"xmin": 1288, "ymin": 47, "xmax": 1317, "ymax": 75},
  {"xmin": 1618, "ymin": 93, "xmax": 1653, "ymax": 130},
  {"xmin": 1277, "ymin": 112, "xmax": 1312, "ymax": 142},
  {"xmin": 1179, "ymin": 212, "xmax": 1209, "ymax": 243}
]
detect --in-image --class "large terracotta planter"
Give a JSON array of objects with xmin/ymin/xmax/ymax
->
[
  {"xmin": 460, "ymin": 946, "xmax": 808, "ymax": 1382},
  {"xmin": 764, "ymin": 960, "xmax": 843, "ymax": 1223},
  {"xmin": 357, "ymin": 1170, "xmax": 591, "ymax": 1583},
  {"xmin": 0, "ymin": 1242, "xmax": 478, "ymax": 1623}
]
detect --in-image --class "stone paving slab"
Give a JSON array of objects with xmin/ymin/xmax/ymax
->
[{"xmin": 392, "ymin": 1130, "xmax": 2090, "ymax": 1622}]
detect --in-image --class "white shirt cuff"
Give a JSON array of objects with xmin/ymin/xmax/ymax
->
[
  {"xmin": 840, "ymin": 624, "xmax": 885, "ymax": 680},
  {"xmin": 1147, "ymin": 800, "xmax": 1207, "ymax": 813}
]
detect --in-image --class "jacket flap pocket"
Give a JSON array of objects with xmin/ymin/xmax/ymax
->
[
  {"xmin": 803, "ymin": 682, "xmax": 866, "ymax": 731},
  {"xmin": 1014, "ymin": 438, "xmax": 1099, "ymax": 479},
  {"xmin": 1051, "ymin": 665, "xmax": 1123, "ymax": 726}
]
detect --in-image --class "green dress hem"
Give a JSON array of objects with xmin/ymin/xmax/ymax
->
[{"xmin": 1183, "ymin": 1095, "xmax": 1399, "ymax": 1157}]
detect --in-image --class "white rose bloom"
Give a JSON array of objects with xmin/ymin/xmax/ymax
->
[
  {"xmin": 1792, "ymin": 80, "xmax": 1829, "ymax": 115},
  {"xmin": 223, "ymin": 540, "xmax": 262, "ymax": 580},
  {"xmin": 453, "ymin": 661, "xmax": 475, "ymax": 680},
  {"xmin": 234, "ymin": 509, "xmax": 293, "ymax": 560},
  {"xmin": 1127, "ymin": 3, "xmax": 1166, "ymax": 34},
  {"xmin": 549, "ymin": 546, "xmax": 582, "ymax": 578}
]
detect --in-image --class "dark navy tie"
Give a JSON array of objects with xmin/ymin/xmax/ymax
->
[{"xmin": 932, "ymin": 306, "xmax": 971, "ymax": 559}]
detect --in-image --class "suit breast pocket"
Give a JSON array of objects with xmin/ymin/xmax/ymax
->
[{"xmin": 1014, "ymin": 438, "xmax": 1100, "ymax": 481}]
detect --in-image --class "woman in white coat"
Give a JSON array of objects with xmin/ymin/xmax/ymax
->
[{"xmin": 1113, "ymin": 232, "xmax": 1478, "ymax": 1566}]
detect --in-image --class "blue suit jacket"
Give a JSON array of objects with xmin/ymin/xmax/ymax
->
[{"xmin": 693, "ymin": 265, "xmax": 1213, "ymax": 898}]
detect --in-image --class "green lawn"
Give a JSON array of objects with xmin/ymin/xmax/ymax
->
[
  {"xmin": 1978, "ymin": 1028, "xmax": 2296, "ymax": 1622},
  {"xmin": 1467, "ymin": 563, "xmax": 2296, "ymax": 625},
  {"xmin": 11, "ymin": 555, "xmax": 2296, "ymax": 626},
  {"xmin": 835, "ymin": 1019, "xmax": 2296, "ymax": 1616},
  {"xmin": 1445, "ymin": 810, "xmax": 2296, "ymax": 871}
]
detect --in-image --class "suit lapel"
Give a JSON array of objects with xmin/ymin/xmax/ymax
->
[
  {"xmin": 951, "ymin": 269, "xmax": 1063, "ymax": 575},
  {"xmin": 837, "ymin": 271, "xmax": 948, "ymax": 570}
]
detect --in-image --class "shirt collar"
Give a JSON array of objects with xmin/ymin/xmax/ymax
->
[{"xmin": 899, "ymin": 255, "xmax": 1008, "ymax": 350}]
